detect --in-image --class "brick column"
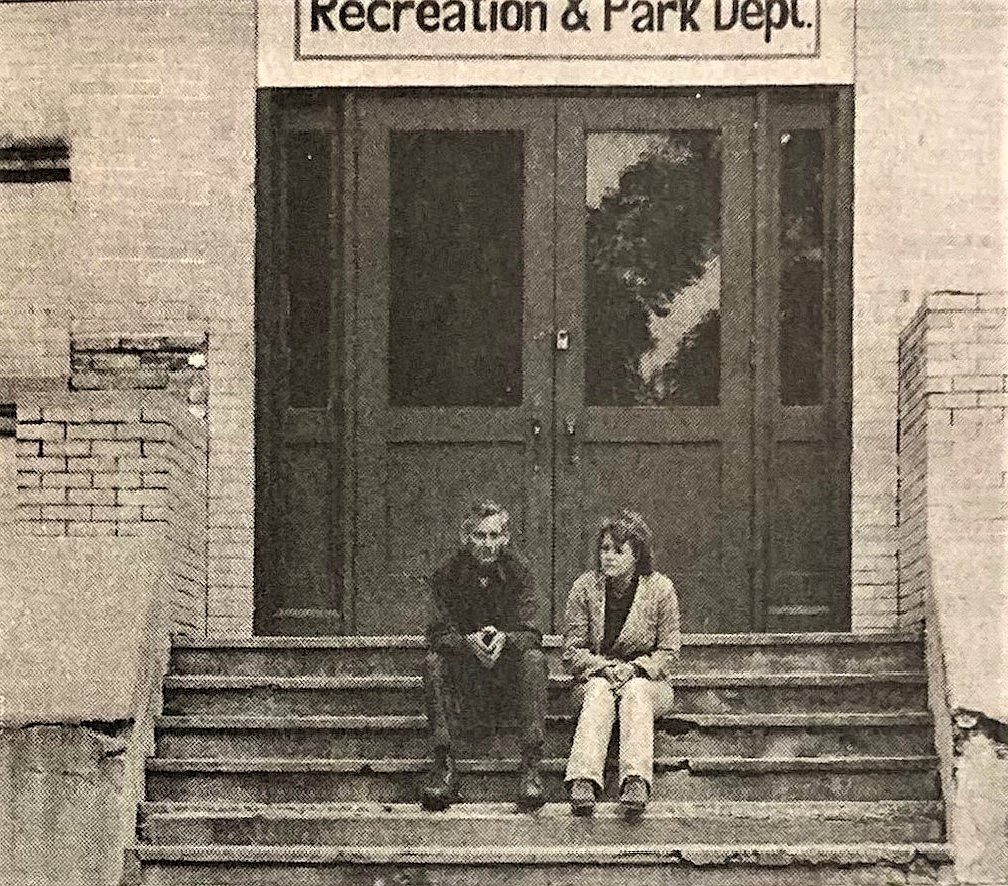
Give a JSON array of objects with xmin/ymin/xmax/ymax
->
[{"xmin": 897, "ymin": 290, "xmax": 1008, "ymax": 886}]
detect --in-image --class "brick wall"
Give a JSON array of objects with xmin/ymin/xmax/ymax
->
[
  {"xmin": 897, "ymin": 290, "xmax": 1008, "ymax": 628},
  {"xmin": 897, "ymin": 291, "xmax": 1008, "ymax": 885},
  {"xmin": 851, "ymin": 0, "xmax": 1008, "ymax": 630},
  {"xmin": 15, "ymin": 391, "xmax": 208, "ymax": 637},
  {"xmin": 1, "ymin": 0, "xmax": 1005, "ymax": 635},
  {"xmin": 0, "ymin": 0, "xmax": 255, "ymax": 636}
]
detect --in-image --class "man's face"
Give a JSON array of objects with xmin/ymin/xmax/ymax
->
[{"xmin": 465, "ymin": 513, "xmax": 510, "ymax": 566}]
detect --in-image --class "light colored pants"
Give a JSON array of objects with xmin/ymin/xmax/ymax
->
[{"xmin": 564, "ymin": 676, "xmax": 675, "ymax": 792}]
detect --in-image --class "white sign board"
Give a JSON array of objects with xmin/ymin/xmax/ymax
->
[{"xmin": 259, "ymin": 0, "xmax": 854, "ymax": 85}]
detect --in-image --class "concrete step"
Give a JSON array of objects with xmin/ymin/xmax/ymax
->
[
  {"xmin": 139, "ymin": 799, "xmax": 946, "ymax": 845},
  {"xmin": 134, "ymin": 841, "xmax": 955, "ymax": 886},
  {"xmin": 160, "ymin": 672, "xmax": 929, "ymax": 716},
  {"xmin": 168, "ymin": 633, "xmax": 925, "ymax": 678},
  {"xmin": 144, "ymin": 756, "xmax": 941, "ymax": 803},
  {"xmin": 153, "ymin": 711, "xmax": 936, "ymax": 759}
]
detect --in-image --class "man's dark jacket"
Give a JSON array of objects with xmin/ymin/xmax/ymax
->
[{"xmin": 425, "ymin": 549, "xmax": 543, "ymax": 654}]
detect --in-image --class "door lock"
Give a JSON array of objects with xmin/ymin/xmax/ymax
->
[{"xmin": 556, "ymin": 329, "xmax": 570, "ymax": 351}]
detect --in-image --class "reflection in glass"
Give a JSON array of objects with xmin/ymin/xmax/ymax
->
[
  {"xmin": 779, "ymin": 129, "xmax": 825, "ymax": 406},
  {"xmin": 585, "ymin": 132, "xmax": 721, "ymax": 407},
  {"xmin": 389, "ymin": 131, "xmax": 523, "ymax": 407},
  {"xmin": 286, "ymin": 130, "xmax": 331, "ymax": 408}
]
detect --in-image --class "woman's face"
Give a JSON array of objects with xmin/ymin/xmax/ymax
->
[{"xmin": 599, "ymin": 532, "xmax": 636, "ymax": 580}]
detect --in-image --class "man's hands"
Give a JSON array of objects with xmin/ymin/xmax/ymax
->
[
  {"xmin": 602, "ymin": 661, "xmax": 637, "ymax": 690},
  {"xmin": 465, "ymin": 626, "xmax": 507, "ymax": 669}
]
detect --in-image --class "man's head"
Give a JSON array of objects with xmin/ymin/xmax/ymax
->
[{"xmin": 460, "ymin": 499, "xmax": 511, "ymax": 566}]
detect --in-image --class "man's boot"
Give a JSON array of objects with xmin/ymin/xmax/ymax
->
[
  {"xmin": 420, "ymin": 747, "xmax": 459, "ymax": 811},
  {"xmin": 516, "ymin": 747, "xmax": 546, "ymax": 811}
]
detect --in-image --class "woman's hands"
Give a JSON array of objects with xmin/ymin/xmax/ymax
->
[{"xmin": 602, "ymin": 661, "xmax": 637, "ymax": 689}]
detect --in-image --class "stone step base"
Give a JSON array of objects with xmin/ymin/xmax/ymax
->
[
  {"xmin": 153, "ymin": 712, "xmax": 936, "ymax": 759},
  {"xmin": 139, "ymin": 800, "xmax": 945, "ymax": 845},
  {"xmin": 145, "ymin": 756, "xmax": 941, "ymax": 803},
  {"xmin": 169, "ymin": 634, "xmax": 925, "ymax": 677},
  {"xmin": 134, "ymin": 842, "xmax": 955, "ymax": 886},
  {"xmin": 161, "ymin": 672, "xmax": 929, "ymax": 716}
]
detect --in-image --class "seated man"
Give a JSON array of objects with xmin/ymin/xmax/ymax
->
[{"xmin": 421, "ymin": 499, "xmax": 548, "ymax": 812}]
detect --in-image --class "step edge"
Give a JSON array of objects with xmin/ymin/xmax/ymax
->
[
  {"xmin": 173, "ymin": 632, "xmax": 923, "ymax": 651},
  {"xmin": 162, "ymin": 672, "xmax": 929, "ymax": 689},
  {"xmin": 139, "ymin": 799, "xmax": 947, "ymax": 820},
  {"xmin": 133, "ymin": 841, "xmax": 954, "ymax": 866},
  {"xmin": 153, "ymin": 711, "xmax": 937, "ymax": 729},
  {"xmin": 145, "ymin": 754, "xmax": 941, "ymax": 774}
]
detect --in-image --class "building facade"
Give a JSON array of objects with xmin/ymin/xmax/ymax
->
[{"xmin": 0, "ymin": 1, "xmax": 1006, "ymax": 884}]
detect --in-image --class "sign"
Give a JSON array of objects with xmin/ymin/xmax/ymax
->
[{"xmin": 259, "ymin": 0, "xmax": 854, "ymax": 85}]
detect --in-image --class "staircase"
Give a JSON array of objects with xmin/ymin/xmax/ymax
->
[{"xmin": 131, "ymin": 633, "xmax": 955, "ymax": 885}]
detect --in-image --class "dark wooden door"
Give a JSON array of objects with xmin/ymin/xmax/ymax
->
[
  {"xmin": 352, "ymin": 95, "xmax": 556, "ymax": 633},
  {"xmin": 551, "ymin": 95, "xmax": 758, "ymax": 632}
]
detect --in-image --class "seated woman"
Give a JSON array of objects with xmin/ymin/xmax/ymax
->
[{"xmin": 562, "ymin": 510, "xmax": 682, "ymax": 818}]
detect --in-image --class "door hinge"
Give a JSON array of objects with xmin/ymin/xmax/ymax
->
[{"xmin": 748, "ymin": 335, "xmax": 756, "ymax": 373}]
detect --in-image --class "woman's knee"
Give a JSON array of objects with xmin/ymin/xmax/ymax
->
[
  {"xmin": 576, "ymin": 676, "xmax": 615, "ymax": 709},
  {"xmin": 620, "ymin": 677, "xmax": 654, "ymax": 702}
]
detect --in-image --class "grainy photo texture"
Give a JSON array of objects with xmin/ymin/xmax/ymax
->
[{"xmin": 0, "ymin": 1, "xmax": 1006, "ymax": 885}]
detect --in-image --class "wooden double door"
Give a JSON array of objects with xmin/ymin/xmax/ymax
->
[{"xmin": 255, "ymin": 89, "xmax": 852, "ymax": 636}]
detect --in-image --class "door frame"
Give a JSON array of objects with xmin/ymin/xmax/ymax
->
[
  {"xmin": 352, "ymin": 93, "xmax": 557, "ymax": 632},
  {"xmin": 254, "ymin": 86, "xmax": 854, "ymax": 635},
  {"xmin": 552, "ymin": 93, "xmax": 759, "ymax": 631}
]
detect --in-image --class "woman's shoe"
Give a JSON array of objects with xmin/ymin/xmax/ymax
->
[
  {"xmin": 568, "ymin": 779, "xmax": 596, "ymax": 816},
  {"xmin": 619, "ymin": 776, "xmax": 648, "ymax": 818}
]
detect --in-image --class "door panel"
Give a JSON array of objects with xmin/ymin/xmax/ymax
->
[
  {"xmin": 255, "ymin": 93, "xmax": 345, "ymax": 636},
  {"xmin": 353, "ymin": 96, "xmax": 556, "ymax": 633},
  {"xmin": 758, "ymin": 97, "xmax": 852, "ymax": 631},
  {"xmin": 553, "ymin": 96, "xmax": 757, "ymax": 633}
]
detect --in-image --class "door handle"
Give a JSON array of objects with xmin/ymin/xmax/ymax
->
[{"xmin": 565, "ymin": 416, "xmax": 579, "ymax": 465}]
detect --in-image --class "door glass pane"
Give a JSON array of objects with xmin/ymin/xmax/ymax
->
[
  {"xmin": 779, "ymin": 129, "xmax": 825, "ymax": 406},
  {"xmin": 585, "ymin": 131, "xmax": 721, "ymax": 407},
  {"xmin": 389, "ymin": 131, "xmax": 523, "ymax": 407},
  {"xmin": 286, "ymin": 130, "xmax": 332, "ymax": 408}
]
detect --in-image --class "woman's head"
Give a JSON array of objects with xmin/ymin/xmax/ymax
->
[{"xmin": 595, "ymin": 509, "xmax": 655, "ymax": 580}]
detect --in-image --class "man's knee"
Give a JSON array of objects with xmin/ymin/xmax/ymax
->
[
  {"xmin": 519, "ymin": 646, "xmax": 547, "ymax": 673},
  {"xmin": 423, "ymin": 649, "xmax": 445, "ymax": 680}
]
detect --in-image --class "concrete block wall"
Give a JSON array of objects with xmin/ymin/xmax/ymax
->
[{"xmin": 15, "ymin": 390, "xmax": 208, "ymax": 637}]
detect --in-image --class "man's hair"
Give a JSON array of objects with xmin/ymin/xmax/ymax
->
[
  {"xmin": 460, "ymin": 498, "xmax": 511, "ymax": 536},
  {"xmin": 595, "ymin": 509, "xmax": 655, "ymax": 577}
]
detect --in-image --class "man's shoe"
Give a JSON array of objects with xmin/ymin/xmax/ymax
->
[
  {"xmin": 516, "ymin": 755, "xmax": 547, "ymax": 811},
  {"xmin": 420, "ymin": 750, "xmax": 459, "ymax": 811},
  {"xmin": 619, "ymin": 775, "xmax": 649, "ymax": 818},
  {"xmin": 568, "ymin": 779, "xmax": 596, "ymax": 816}
]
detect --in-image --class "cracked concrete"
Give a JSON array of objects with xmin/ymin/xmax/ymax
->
[{"xmin": 0, "ymin": 723, "xmax": 132, "ymax": 886}]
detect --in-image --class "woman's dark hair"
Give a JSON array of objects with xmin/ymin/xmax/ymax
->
[{"xmin": 595, "ymin": 509, "xmax": 655, "ymax": 578}]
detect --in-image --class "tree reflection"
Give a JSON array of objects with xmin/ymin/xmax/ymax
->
[{"xmin": 586, "ymin": 135, "xmax": 721, "ymax": 406}]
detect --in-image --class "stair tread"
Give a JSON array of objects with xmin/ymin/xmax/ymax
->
[
  {"xmin": 147, "ymin": 755, "xmax": 940, "ymax": 773},
  {"xmin": 154, "ymin": 711, "xmax": 935, "ymax": 728},
  {"xmin": 174, "ymin": 632, "xmax": 922, "ymax": 650},
  {"xmin": 140, "ymin": 799, "xmax": 945, "ymax": 819},
  {"xmin": 163, "ymin": 671, "xmax": 927, "ymax": 689},
  {"xmin": 134, "ymin": 841, "xmax": 954, "ymax": 866}
]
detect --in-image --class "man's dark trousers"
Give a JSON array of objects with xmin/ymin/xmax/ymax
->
[{"xmin": 423, "ymin": 644, "xmax": 548, "ymax": 756}]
